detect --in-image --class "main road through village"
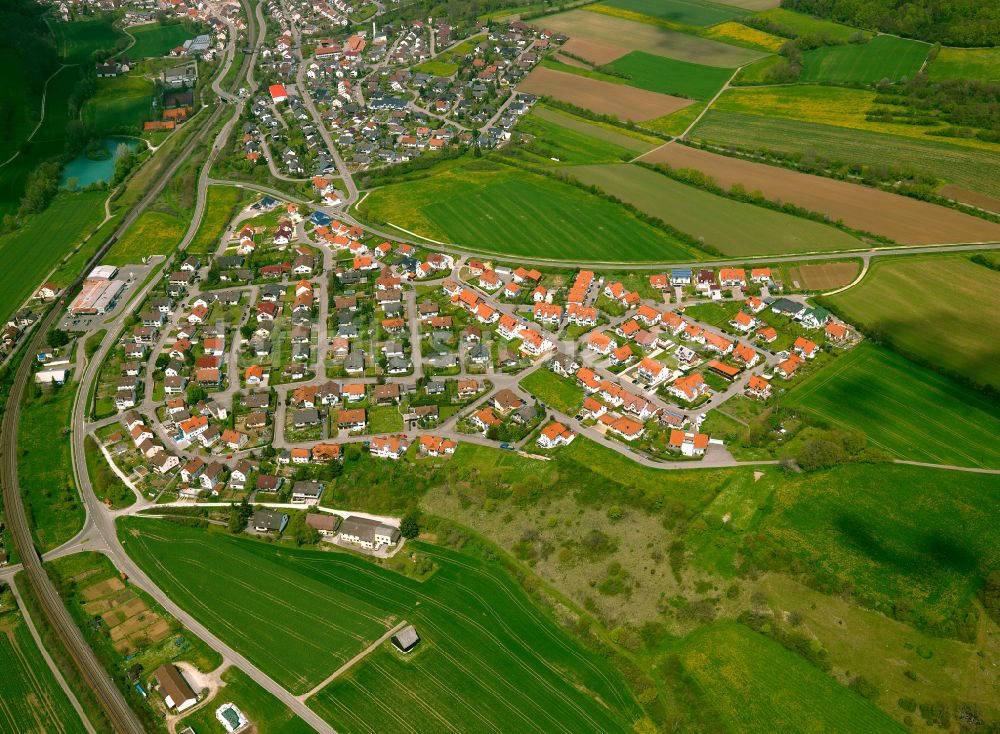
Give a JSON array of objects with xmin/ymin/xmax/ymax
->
[{"xmin": 3, "ymin": 0, "xmax": 1000, "ymax": 731}]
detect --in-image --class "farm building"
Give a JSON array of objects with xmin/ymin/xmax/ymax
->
[
  {"xmin": 339, "ymin": 516, "xmax": 400, "ymax": 550},
  {"xmin": 154, "ymin": 663, "xmax": 197, "ymax": 712},
  {"xmin": 392, "ymin": 625, "xmax": 420, "ymax": 654},
  {"xmin": 216, "ymin": 703, "xmax": 248, "ymax": 733}
]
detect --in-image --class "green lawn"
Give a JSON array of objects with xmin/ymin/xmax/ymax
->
[
  {"xmin": 358, "ymin": 160, "xmax": 699, "ymax": 262},
  {"xmin": 678, "ymin": 623, "xmax": 906, "ymax": 733},
  {"xmin": 126, "ymin": 22, "xmax": 192, "ymax": 58},
  {"xmin": 0, "ymin": 190, "xmax": 106, "ymax": 317},
  {"xmin": 799, "ymin": 36, "xmax": 929, "ymax": 84},
  {"xmin": 82, "ymin": 75, "xmax": 155, "ymax": 135},
  {"xmin": 753, "ymin": 462, "xmax": 1000, "ymax": 637},
  {"xmin": 928, "ymin": 46, "xmax": 1000, "ymax": 82},
  {"xmin": 691, "ymin": 109, "xmax": 1000, "ymax": 199},
  {"xmin": 368, "ymin": 405, "xmax": 404, "ymax": 434},
  {"xmin": 0, "ymin": 607, "xmax": 89, "ymax": 734},
  {"xmin": 413, "ymin": 60, "xmax": 459, "ymax": 76},
  {"xmin": 516, "ymin": 109, "xmax": 640, "ymax": 164},
  {"xmin": 84, "ymin": 435, "xmax": 135, "ymax": 509},
  {"xmin": 18, "ymin": 385, "xmax": 85, "ymax": 552},
  {"xmin": 520, "ymin": 368, "xmax": 585, "ymax": 414},
  {"xmin": 601, "ymin": 0, "xmax": 742, "ymax": 26},
  {"xmin": 569, "ymin": 163, "xmax": 861, "ymax": 256},
  {"xmin": 120, "ymin": 519, "xmax": 642, "ymax": 732},
  {"xmin": 102, "ymin": 208, "xmax": 186, "ymax": 265},
  {"xmin": 824, "ymin": 255, "xmax": 1000, "ymax": 390},
  {"xmin": 783, "ymin": 343, "xmax": 1000, "ymax": 468},
  {"xmin": 607, "ymin": 50, "xmax": 734, "ymax": 100},
  {"xmin": 51, "ymin": 19, "xmax": 127, "ymax": 64},
  {"xmin": 188, "ymin": 185, "xmax": 249, "ymax": 254},
  {"xmin": 179, "ymin": 668, "xmax": 314, "ymax": 734}
]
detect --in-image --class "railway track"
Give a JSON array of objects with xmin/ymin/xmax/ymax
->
[{"xmin": 0, "ymin": 5, "xmax": 258, "ymax": 731}]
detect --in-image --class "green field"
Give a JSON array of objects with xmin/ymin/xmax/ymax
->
[
  {"xmin": 928, "ymin": 46, "xmax": 1000, "ymax": 81},
  {"xmin": 607, "ymin": 50, "xmax": 734, "ymax": 100},
  {"xmin": 824, "ymin": 256, "xmax": 1000, "ymax": 390},
  {"xmin": 755, "ymin": 462, "xmax": 1000, "ymax": 635},
  {"xmin": 799, "ymin": 36, "xmax": 928, "ymax": 84},
  {"xmin": 520, "ymin": 368, "xmax": 585, "ymax": 414},
  {"xmin": 125, "ymin": 22, "xmax": 192, "ymax": 58},
  {"xmin": 600, "ymin": 0, "xmax": 742, "ymax": 26},
  {"xmin": 51, "ymin": 19, "xmax": 127, "ymax": 64},
  {"xmin": 517, "ymin": 109, "xmax": 641, "ymax": 164},
  {"xmin": 691, "ymin": 109, "xmax": 1000, "ymax": 199},
  {"xmin": 0, "ymin": 191, "xmax": 106, "ymax": 317},
  {"xmin": 180, "ymin": 668, "xmax": 313, "ymax": 734},
  {"xmin": 784, "ymin": 343, "xmax": 1000, "ymax": 468},
  {"xmin": 18, "ymin": 385, "xmax": 85, "ymax": 552},
  {"xmin": 413, "ymin": 60, "xmax": 459, "ymax": 76},
  {"xmin": 678, "ymin": 623, "xmax": 906, "ymax": 733},
  {"xmin": 569, "ymin": 163, "xmax": 861, "ymax": 256},
  {"xmin": 751, "ymin": 7, "xmax": 863, "ymax": 42},
  {"xmin": 358, "ymin": 160, "xmax": 700, "ymax": 262},
  {"xmin": 102, "ymin": 209, "xmax": 185, "ymax": 265},
  {"xmin": 82, "ymin": 76, "xmax": 155, "ymax": 135},
  {"xmin": 121, "ymin": 519, "xmax": 642, "ymax": 731},
  {"xmin": 0, "ymin": 607, "xmax": 88, "ymax": 734},
  {"xmin": 189, "ymin": 185, "xmax": 250, "ymax": 254},
  {"xmin": 532, "ymin": 105, "xmax": 661, "ymax": 152}
]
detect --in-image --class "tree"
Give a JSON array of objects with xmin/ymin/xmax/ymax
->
[
  {"xmin": 46, "ymin": 328, "xmax": 69, "ymax": 348},
  {"xmin": 287, "ymin": 513, "xmax": 319, "ymax": 546},
  {"xmin": 400, "ymin": 511, "xmax": 421, "ymax": 539},
  {"xmin": 228, "ymin": 499, "xmax": 253, "ymax": 533}
]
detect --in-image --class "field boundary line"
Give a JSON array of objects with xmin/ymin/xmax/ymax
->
[
  {"xmin": 300, "ymin": 620, "xmax": 409, "ymax": 701},
  {"xmin": 893, "ymin": 460, "xmax": 1000, "ymax": 475}
]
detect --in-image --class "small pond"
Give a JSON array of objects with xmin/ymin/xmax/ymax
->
[{"xmin": 61, "ymin": 137, "xmax": 140, "ymax": 189}]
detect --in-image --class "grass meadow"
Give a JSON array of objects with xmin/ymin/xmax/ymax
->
[
  {"xmin": 751, "ymin": 8, "xmax": 863, "ymax": 42},
  {"xmin": 783, "ymin": 343, "xmax": 1000, "ymax": 468},
  {"xmin": 692, "ymin": 109, "xmax": 1000, "ymax": 199},
  {"xmin": 712, "ymin": 85, "xmax": 1000, "ymax": 153},
  {"xmin": 598, "ymin": 0, "xmax": 742, "ymax": 27},
  {"xmin": 0, "ymin": 48, "xmax": 39, "ymax": 163},
  {"xmin": 517, "ymin": 109, "xmax": 640, "ymax": 164},
  {"xmin": 120, "ymin": 519, "xmax": 642, "ymax": 732},
  {"xmin": 51, "ymin": 19, "xmax": 127, "ymax": 63},
  {"xmin": 798, "ymin": 36, "xmax": 929, "ymax": 84},
  {"xmin": 0, "ymin": 607, "xmax": 88, "ymax": 734},
  {"xmin": 678, "ymin": 623, "xmax": 906, "ymax": 733},
  {"xmin": 102, "ymin": 209, "xmax": 186, "ymax": 265},
  {"xmin": 18, "ymin": 384, "xmax": 85, "ymax": 552},
  {"xmin": 413, "ymin": 60, "xmax": 459, "ymax": 76},
  {"xmin": 188, "ymin": 185, "xmax": 250, "ymax": 254},
  {"xmin": 825, "ymin": 256, "xmax": 1000, "ymax": 389},
  {"xmin": 928, "ymin": 46, "xmax": 1000, "ymax": 81},
  {"xmin": 358, "ymin": 160, "xmax": 699, "ymax": 262},
  {"xmin": 755, "ymin": 462, "xmax": 1000, "ymax": 636},
  {"xmin": 568, "ymin": 163, "xmax": 862, "ymax": 255},
  {"xmin": 607, "ymin": 51, "xmax": 734, "ymax": 100},
  {"xmin": 82, "ymin": 75, "xmax": 155, "ymax": 135},
  {"xmin": 126, "ymin": 23, "xmax": 192, "ymax": 58},
  {"xmin": 0, "ymin": 190, "xmax": 106, "ymax": 317},
  {"xmin": 520, "ymin": 368, "xmax": 585, "ymax": 414},
  {"xmin": 0, "ymin": 65, "xmax": 79, "ymax": 216},
  {"xmin": 531, "ymin": 106, "xmax": 661, "ymax": 151}
]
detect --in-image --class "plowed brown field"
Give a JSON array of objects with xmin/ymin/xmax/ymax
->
[
  {"xmin": 519, "ymin": 66, "xmax": 692, "ymax": 121},
  {"xmin": 561, "ymin": 36, "xmax": 630, "ymax": 64},
  {"xmin": 640, "ymin": 144, "xmax": 1000, "ymax": 244}
]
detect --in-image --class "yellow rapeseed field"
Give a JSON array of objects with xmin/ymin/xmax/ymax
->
[{"xmin": 705, "ymin": 22, "xmax": 786, "ymax": 52}]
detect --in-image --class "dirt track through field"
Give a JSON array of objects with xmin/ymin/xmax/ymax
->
[
  {"xmin": 519, "ymin": 66, "xmax": 692, "ymax": 121},
  {"xmin": 561, "ymin": 36, "xmax": 629, "ymax": 64},
  {"xmin": 640, "ymin": 144, "xmax": 1000, "ymax": 244}
]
